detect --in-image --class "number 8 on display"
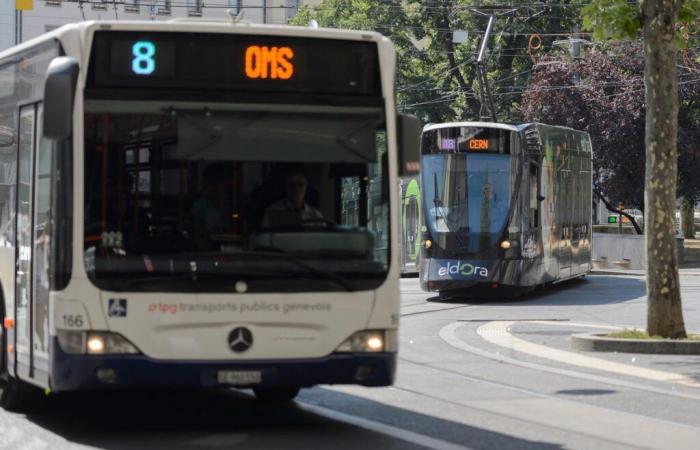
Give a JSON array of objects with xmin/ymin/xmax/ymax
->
[{"xmin": 132, "ymin": 41, "xmax": 156, "ymax": 75}]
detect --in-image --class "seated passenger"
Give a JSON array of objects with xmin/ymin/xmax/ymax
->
[{"xmin": 260, "ymin": 170, "xmax": 323, "ymax": 229}]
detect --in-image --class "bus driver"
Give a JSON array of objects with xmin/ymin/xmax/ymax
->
[{"xmin": 260, "ymin": 169, "xmax": 323, "ymax": 229}]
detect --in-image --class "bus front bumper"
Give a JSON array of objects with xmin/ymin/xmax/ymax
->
[{"xmin": 49, "ymin": 339, "xmax": 396, "ymax": 392}]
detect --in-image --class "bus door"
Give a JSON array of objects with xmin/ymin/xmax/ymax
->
[
  {"xmin": 14, "ymin": 103, "xmax": 50, "ymax": 383},
  {"xmin": 32, "ymin": 104, "xmax": 51, "ymax": 382},
  {"xmin": 15, "ymin": 105, "xmax": 35, "ymax": 379},
  {"xmin": 558, "ymin": 169, "xmax": 572, "ymax": 278}
]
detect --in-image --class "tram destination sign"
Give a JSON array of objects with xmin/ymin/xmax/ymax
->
[
  {"xmin": 88, "ymin": 31, "xmax": 381, "ymax": 96},
  {"xmin": 424, "ymin": 127, "xmax": 511, "ymax": 154}
]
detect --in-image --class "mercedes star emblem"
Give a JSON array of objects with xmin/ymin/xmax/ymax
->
[{"xmin": 228, "ymin": 327, "xmax": 253, "ymax": 353}]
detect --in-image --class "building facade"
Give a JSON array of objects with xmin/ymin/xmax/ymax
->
[{"xmin": 2, "ymin": 0, "xmax": 323, "ymax": 51}]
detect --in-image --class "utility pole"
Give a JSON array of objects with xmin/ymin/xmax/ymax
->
[
  {"xmin": 475, "ymin": 15, "xmax": 497, "ymax": 122},
  {"xmin": 571, "ymin": 25, "xmax": 581, "ymax": 59},
  {"xmin": 572, "ymin": 25, "xmax": 581, "ymax": 86},
  {"xmin": 15, "ymin": 9, "xmax": 22, "ymax": 45}
]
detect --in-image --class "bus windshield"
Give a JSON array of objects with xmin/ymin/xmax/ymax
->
[
  {"xmin": 421, "ymin": 153, "xmax": 511, "ymax": 251},
  {"xmin": 83, "ymin": 101, "xmax": 389, "ymax": 292}
]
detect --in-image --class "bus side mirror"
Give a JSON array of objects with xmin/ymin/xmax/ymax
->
[
  {"xmin": 44, "ymin": 56, "xmax": 79, "ymax": 140},
  {"xmin": 397, "ymin": 113, "xmax": 421, "ymax": 176}
]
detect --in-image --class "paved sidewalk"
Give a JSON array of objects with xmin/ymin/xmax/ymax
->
[
  {"xmin": 591, "ymin": 268, "xmax": 700, "ymax": 276},
  {"xmin": 502, "ymin": 320, "xmax": 700, "ymax": 388}
]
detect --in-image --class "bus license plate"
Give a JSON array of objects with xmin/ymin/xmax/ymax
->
[{"xmin": 217, "ymin": 370, "xmax": 262, "ymax": 385}]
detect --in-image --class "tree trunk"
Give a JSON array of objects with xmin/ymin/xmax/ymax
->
[
  {"xmin": 642, "ymin": 0, "xmax": 687, "ymax": 338},
  {"xmin": 680, "ymin": 196, "xmax": 695, "ymax": 239}
]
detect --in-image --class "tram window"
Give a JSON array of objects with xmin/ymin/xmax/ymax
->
[{"xmin": 529, "ymin": 163, "xmax": 539, "ymax": 228}]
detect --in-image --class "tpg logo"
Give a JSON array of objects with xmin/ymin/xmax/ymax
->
[{"xmin": 437, "ymin": 261, "xmax": 489, "ymax": 278}]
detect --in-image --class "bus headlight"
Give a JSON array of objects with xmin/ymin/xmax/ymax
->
[
  {"xmin": 57, "ymin": 330, "xmax": 140, "ymax": 355},
  {"xmin": 335, "ymin": 330, "xmax": 398, "ymax": 353}
]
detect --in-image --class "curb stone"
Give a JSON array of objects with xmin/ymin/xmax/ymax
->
[{"xmin": 571, "ymin": 333, "xmax": 700, "ymax": 355}]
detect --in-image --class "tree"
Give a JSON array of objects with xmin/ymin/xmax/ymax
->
[
  {"xmin": 518, "ymin": 44, "xmax": 646, "ymax": 214},
  {"xmin": 582, "ymin": 0, "xmax": 700, "ymax": 338},
  {"xmin": 291, "ymin": 1, "xmax": 588, "ymax": 123},
  {"xmin": 519, "ymin": 41, "xmax": 700, "ymax": 231}
]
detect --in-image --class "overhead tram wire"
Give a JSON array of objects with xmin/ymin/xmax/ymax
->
[
  {"xmin": 398, "ymin": 57, "xmax": 475, "ymax": 92},
  {"xmin": 398, "ymin": 72, "xmax": 700, "ymax": 109}
]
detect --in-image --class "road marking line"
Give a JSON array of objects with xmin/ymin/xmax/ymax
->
[
  {"xmin": 298, "ymin": 401, "xmax": 474, "ymax": 450},
  {"xmin": 478, "ymin": 321, "xmax": 700, "ymax": 387},
  {"xmin": 439, "ymin": 322, "xmax": 700, "ymax": 401}
]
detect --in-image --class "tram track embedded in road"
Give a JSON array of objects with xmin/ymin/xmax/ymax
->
[
  {"xmin": 385, "ymin": 374, "xmax": 655, "ymax": 450},
  {"xmin": 393, "ymin": 356, "xmax": 700, "ymax": 445},
  {"xmin": 400, "ymin": 304, "xmax": 476, "ymax": 317}
]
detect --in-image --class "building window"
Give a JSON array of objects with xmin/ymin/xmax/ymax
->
[
  {"xmin": 92, "ymin": 0, "xmax": 108, "ymax": 10},
  {"xmin": 125, "ymin": 0, "xmax": 140, "ymax": 13},
  {"xmin": 158, "ymin": 1, "xmax": 172, "ymax": 15},
  {"xmin": 45, "ymin": 0, "xmax": 63, "ymax": 6},
  {"xmin": 286, "ymin": 0, "xmax": 299, "ymax": 20},
  {"xmin": 188, "ymin": 0, "xmax": 203, "ymax": 16},
  {"xmin": 230, "ymin": 0, "xmax": 241, "ymax": 15}
]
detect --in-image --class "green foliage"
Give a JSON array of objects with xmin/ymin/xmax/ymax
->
[
  {"xmin": 606, "ymin": 329, "xmax": 700, "ymax": 340},
  {"xmin": 581, "ymin": 0, "xmax": 640, "ymax": 40},
  {"xmin": 291, "ymin": 0, "xmax": 586, "ymax": 123},
  {"xmin": 679, "ymin": 0, "xmax": 700, "ymax": 27},
  {"xmin": 583, "ymin": 0, "xmax": 700, "ymax": 45}
]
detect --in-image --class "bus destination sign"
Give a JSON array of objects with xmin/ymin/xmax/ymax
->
[
  {"xmin": 88, "ymin": 31, "xmax": 380, "ymax": 97},
  {"xmin": 244, "ymin": 45, "xmax": 294, "ymax": 80}
]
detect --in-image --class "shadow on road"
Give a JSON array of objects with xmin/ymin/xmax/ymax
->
[
  {"xmin": 19, "ymin": 386, "xmax": 565, "ymax": 450},
  {"xmin": 425, "ymin": 276, "xmax": 646, "ymax": 307}
]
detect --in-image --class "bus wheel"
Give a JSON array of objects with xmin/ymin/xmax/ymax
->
[
  {"xmin": 253, "ymin": 387, "xmax": 300, "ymax": 403},
  {"xmin": 0, "ymin": 376, "xmax": 32, "ymax": 411},
  {"xmin": 0, "ymin": 312, "xmax": 32, "ymax": 411}
]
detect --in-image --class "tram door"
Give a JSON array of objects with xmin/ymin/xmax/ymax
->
[
  {"xmin": 570, "ymin": 162, "xmax": 583, "ymax": 274},
  {"xmin": 559, "ymin": 169, "xmax": 572, "ymax": 278}
]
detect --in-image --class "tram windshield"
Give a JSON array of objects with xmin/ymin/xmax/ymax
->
[
  {"xmin": 82, "ymin": 101, "xmax": 389, "ymax": 293},
  {"xmin": 421, "ymin": 153, "xmax": 511, "ymax": 252}
]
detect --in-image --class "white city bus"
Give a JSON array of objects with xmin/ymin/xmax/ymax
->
[{"xmin": 0, "ymin": 19, "xmax": 419, "ymax": 408}]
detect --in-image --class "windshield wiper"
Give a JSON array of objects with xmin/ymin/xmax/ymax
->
[
  {"xmin": 245, "ymin": 251, "xmax": 355, "ymax": 291},
  {"xmin": 431, "ymin": 172, "xmax": 470, "ymax": 250}
]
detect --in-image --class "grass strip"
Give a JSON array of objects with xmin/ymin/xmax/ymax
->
[{"xmin": 606, "ymin": 329, "xmax": 700, "ymax": 340}]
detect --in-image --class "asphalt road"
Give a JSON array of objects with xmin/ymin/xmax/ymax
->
[{"xmin": 3, "ymin": 274, "xmax": 700, "ymax": 449}]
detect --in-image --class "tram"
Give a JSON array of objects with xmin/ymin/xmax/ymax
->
[
  {"xmin": 399, "ymin": 176, "xmax": 421, "ymax": 275},
  {"xmin": 419, "ymin": 122, "xmax": 592, "ymax": 298}
]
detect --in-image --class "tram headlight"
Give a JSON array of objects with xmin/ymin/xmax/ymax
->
[
  {"xmin": 335, "ymin": 330, "xmax": 398, "ymax": 353},
  {"xmin": 423, "ymin": 239, "xmax": 432, "ymax": 249},
  {"xmin": 57, "ymin": 330, "xmax": 140, "ymax": 355},
  {"xmin": 500, "ymin": 240, "xmax": 512, "ymax": 250}
]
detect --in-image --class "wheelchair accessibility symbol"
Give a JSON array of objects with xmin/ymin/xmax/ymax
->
[{"xmin": 108, "ymin": 298, "xmax": 127, "ymax": 317}]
